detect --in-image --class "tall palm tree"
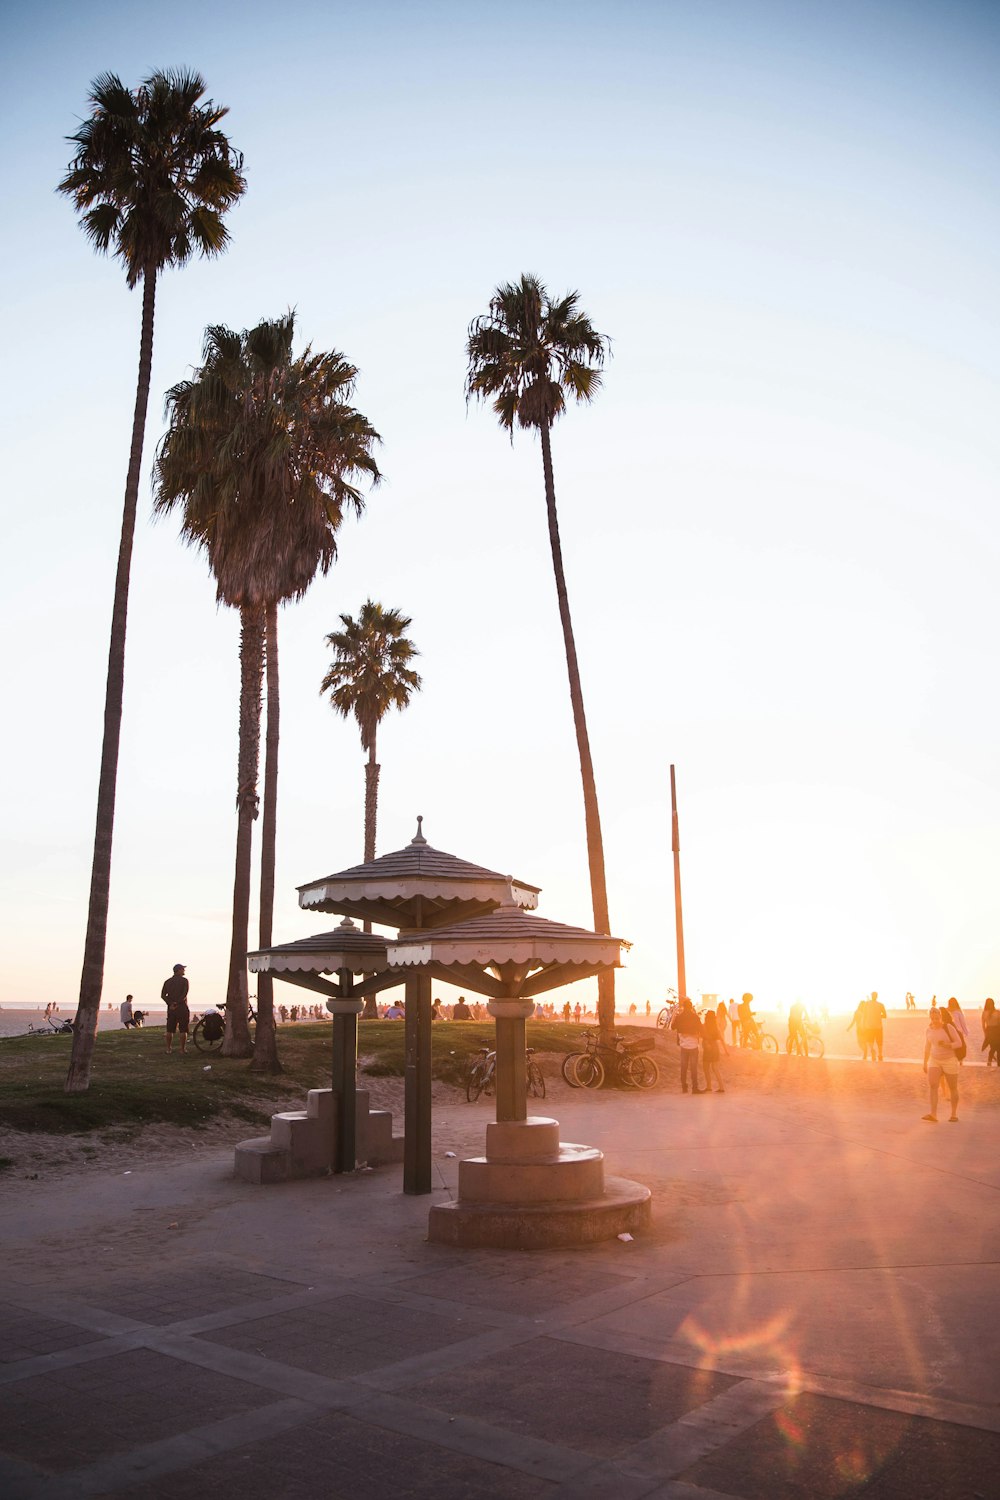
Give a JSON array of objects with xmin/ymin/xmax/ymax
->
[
  {"xmin": 58, "ymin": 70, "xmax": 245, "ymax": 1092},
  {"xmin": 155, "ymin": 315, "xmax": 381, "ymax": 1067},
  {"xmin": 466, "ymin": 273, "xmax": 616, "ymax": 1036},
  {"xmin": 321, "ymin": 602, "xmax": 422, "ymax": 864}
]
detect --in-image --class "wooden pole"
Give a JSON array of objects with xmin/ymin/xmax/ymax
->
[
  {"xmin": 404, "ymin": 972, "xmax": 433, "ymax": 1194},
  {"xmin": 671, "ymin": 764, "xmax": 687, "ymax": 1002}
]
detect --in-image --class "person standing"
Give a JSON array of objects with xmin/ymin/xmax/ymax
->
[
  {"xmin": 120, "ymin": 994, "xmax": 134, "ymax": 1028},
  {"xmin": 864, "ymin": 992, "xmax": 887, "ymax": 1061},
  {"xmin": 160, "ymin": 964, "xmax": 190, "ymax": 1054},
  {"xmin": 716, "ymin": 1000, "xmax": 728, "ymax": 1043},
  {"xmin": 847, "ymin": 999, "xmax": 870, "ymax": 1060},
  {"xmin": 702, "ymin": 1007, "xmax": 728, "ymax": 1092},
  {"xmin": 671, "ymin": 998, "xmax": 706, "ymax": 1094},
  {"xmin": 728, "ymin": 997, "xmax": 740, "ymax": 1044},
  {"xmin": 787, "ymin": 1000, "xmax": 808, "ymax": 1056},
  {"xmin": 922, "ymin": 1006, "xmax": 961, "ymax": 1122}
]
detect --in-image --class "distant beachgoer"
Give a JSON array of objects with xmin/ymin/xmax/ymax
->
[
  {"xmin": 384, "ymin": 1001, "xmax": 404, "ymax": 1019},
  {"xmin": 787, "ymin": 1000, "xmax": 808, "ymax": 1056},
  {"xmin": 728, "ymin": 997, "xmax": 740, "ymax": 1044},
  {"xmin": 847, "ymin": 1000, "xmax": 871, "ymax": 1060},
  {"xmin": 452, "ymin": 996, "xmax": 472, "ymax": 1020},
  {"xmin": 574, "ymin": 1002, "xmax": 582, "ymax": 1025},
  {"xmin": 905, "ymin": 991, "xmax": 916, "ymax": 1011},
  {"xmin": 863, "ymin": 993, "xmax": 887, "ymax": 1061},
  {"xmin": 981, "ymin": 998, "xmax": 999, "ymax": 1067},
  {"xmin": 160, "ymin": 964, "xmax": 190, "ymax": 1053},
  {"xmin": 946, "ymin": 998, "xmax": 969, "ymax": 1062},
  {"xmin": 716, "ymin": 1001, "xmax": 728, "ymax": 1042},
  {"xmin": 923, "ymin": 1006, "xmax": 961, "ymax": 1122},
  {"xmin": 120, "ymin": 994, "xmax": 135, "ymax": 1028},
  {"xmin": 645, "ymin": 1000, "xmax": 651, "ymax": 1017},
  {"xmin": 702, "ymin": 1008, "xmax": 728, "ymax": 1092},
  {"xmin": 670, "ymin": 998, "xmax": 706, "ymax": 1094},
  {"xmin": 738, "ymin": 994, "xmax": 756, "ymax": 1047},
  {"xmin": 431, "ymin": 998, "xmax": 442, "ymax": 1021}
]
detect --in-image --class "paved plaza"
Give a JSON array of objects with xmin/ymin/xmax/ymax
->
[{"xmin": 2, "ymin": 1076, "xmax": 998, "ymax": 1498}]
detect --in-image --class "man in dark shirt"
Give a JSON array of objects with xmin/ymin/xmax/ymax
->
[
  {"xmin": 452, "ymin": 996, "xmax": 472, "ymax": 1020},
  {"xmin": 161, "ymin": 964, "xmax": 190, "ymax": 1053}
]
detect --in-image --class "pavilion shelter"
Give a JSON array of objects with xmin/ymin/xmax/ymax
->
[
  {"xmin": 267, "ymin": 819, "xmax": 540, "ymax": 1194},
  {"xmin": 248, "ymin": 917, "xmax": 390, "ymax": 1172},
  {"xmin": 386, "ymin": 890, "xmax": 651, "ymax": 1246}
]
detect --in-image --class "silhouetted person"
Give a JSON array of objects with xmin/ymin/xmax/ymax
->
[
  {"xmin": 946, "ymin": 997, "xmax": 968, "ymax": 1061},
  {"xmin": 738, "ymin": 993, "xmax": 757, "ymax": 1047},
  {"xmin": 160, "ymin": 964, "xmax": 189, "ymax": 1054},
  {"xmin": 863, "ymin": 992, "xmax": 887, "ymax": 1061},
  {"xmin": 982, "ymin": 998, "xmax": 1000, "ymax": 1067},
  {"xmin": 787, "ymin": 1000, "xmax": 808, "ymax": 1056},
  {"xmin": 702, "ymin": 1008, "xmax": 728, "ymax": 1092},
  {"xmin": 847, "ymin": 999, "xmax": 871, "ymax": 1060},
  {"xmin": 452, "ymin": 996, "xmax": 472, "ymax": 1020},
  {"xmin": 716, "ymin": 1001, "xmax": 728, "ymax": 1042}
]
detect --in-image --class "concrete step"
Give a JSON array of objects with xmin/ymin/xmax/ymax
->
[
  {"xmin": 428, "ymin": 1175, "xmax": 652, "ymax": 1249},
  {"xmin": 234, "ymin": 1137, "xmax": 290, "ymax": 1185},
  {"xmin": 458, "ymin": 1144, "xmax": 605, "ymax": 1204}
]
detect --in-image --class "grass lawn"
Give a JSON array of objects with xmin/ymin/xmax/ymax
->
[{"xmin": 0, "ymin": 1019, "xmax": 597, "ymax": 1135}]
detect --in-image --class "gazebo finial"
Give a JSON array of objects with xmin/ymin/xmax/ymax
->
[
  {"xmin": 337, "ymin": 915, "xmax": 358, "ymax": 930},
  {"xmin": 411, "ymin": 814, "xmax": 427, "ymax": 846}
]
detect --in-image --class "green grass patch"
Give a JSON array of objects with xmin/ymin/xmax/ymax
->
[{"xmin": 0, "ymin": 1018, "xmax": 606, "ymax": 1135}]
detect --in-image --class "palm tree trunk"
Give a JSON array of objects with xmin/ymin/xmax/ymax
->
[
  {"xmin": 364, "ymin": 738, "xmax": 380, "ymax": 864},
  {"xmin": 66, "ymin": 264, "xmax": 157, "ymax": 1093},
  {"xmin": 539, "ymin": 420, "xmax": 616, "ymax": 1039},
  {"xmin": 223, "ymin": 604, "xmax": 262, "ymax": 1057},
  {"xmin": 251, "ymin": 602, "xmax": 282, "ymax": 1073},
  {"xmin": 360, "ymin": 732, "xmax": 381, "ymax": 1017}
]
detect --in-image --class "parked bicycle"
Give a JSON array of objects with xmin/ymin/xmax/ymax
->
[
  {"xmin": 465, "ymin": 1046, "xmax": 546, "ymax": 1102},
  {"xmin": 563, "ymin": 1030, "xmax": 659, "ymax": 1089},
  {"xmin": 26, "ymin": 1014, "xmax": 74, "ymax": 1036},
  {"xmin": 192, "ymin": 1000, "xmax": 256, "ymax": 1054}
]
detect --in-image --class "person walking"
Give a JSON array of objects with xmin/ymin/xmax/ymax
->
[
  {"xmin": 847, "ymin": 999, "xmax": 871, "ymax": 1060},
  {"xmin": 160, "ymin": 964, "xmax": 190, "ymax": 1054},
  {"xmin": 728, "ymin": 997, "xmax": 741, "ymax": 1045},
  {"xmin": 922, "ymin": 1005, "xmax": 961, "ymax": 1122},
  {"xmin": 981, "ymin": 998, "xmax": 1000, "ymax": 1067},
  {"xmin": 787, "ymin": 999, "xmax": 808, "ymax": 1056},
  {"xmin": 716, "ymin": 1000, "xmax": 728, "ymax": 1043},
  {"xmin": 946, "ymin": 997, "xmax": 969, "ymax": 1062},
  {"xmin": 702, "ymin": 1007, "xmax": 728, "ymax": 1092},
  {"xmin": 670, "ymin": 998, "xmax": 706, "ymax": 1094}
]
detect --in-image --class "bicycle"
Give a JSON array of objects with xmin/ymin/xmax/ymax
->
[
  {"xmin": 26, "ymin": 1014, "xmax": 73, "ymax": 1036},
  {"xmin": 565, "ymin": 1030, "xmax": 660, "ymax": 1089},
  {"xmin": 786, "ymin": 1020, "xmax": 825, "ymax": 1059},
  {"xmin": 656, "ymin": 1002, "xmax": 678, "ymax": 1030},
  {"xmin": 466, "ymin": 1046, "xmax": 546, "ymax": 1102},
  {"xmin": 741, "ymin": 1018, "xmax": 779, "ymax": 1054},
  {"xmin": 192, "ymin": 1000, "xmax": 256, "ymax": 1054}
]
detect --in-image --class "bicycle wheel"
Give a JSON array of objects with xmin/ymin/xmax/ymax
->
[
  {"xmin": 483, "ymin": 1062, "xmax": 496, "ymax": 1097},
  {"xmin": 807, "ymin": 1035, "xmax": 825, "ymax": 1059},
  {"xmin": 656, "ymin": 1008, "xmax": 670, "ymax": 1029},
  {"xmin": 192, "ymin": 1018, "xmax": 223, "ymax": 1054},
  {"xmin": 562, "ymin": 1052, "xmax": 584, "ymax": 1087},
  {"xmin": 574, "ymin": 1053, "xmax": 605, "ymax": 1089},
  {"xmin": 760, "ymin": 1032, "xmax": 779, "ymax": 1055},
  {"xmin": 626, "ymin": 1054, "xmax": 659, "ymax": 1089},
  {"xmin": 527, "ymin": 1059, "xmax": 546, "ymax": 1099},
  {"xmin": 466, "ymin": 1065, "xmax": 485, "ymax": 1103}
]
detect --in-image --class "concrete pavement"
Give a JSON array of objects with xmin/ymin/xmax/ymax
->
[{"xmin": 1, "ymin": 1076, "xmax": 998, "ymax": 1498}]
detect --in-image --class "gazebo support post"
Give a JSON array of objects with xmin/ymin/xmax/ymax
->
[
  {"xmin": 404, "ymin": 973, "xmax": 433, "ymax": 1194},
  {"xmin": 489, "ymin": 999, "xmax": 533, "ymax": 1123},
  {"xmin": 328, "ymin": 980, "xmax": 363, "ymax": 1174}
]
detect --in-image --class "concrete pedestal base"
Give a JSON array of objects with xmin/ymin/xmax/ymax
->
[{"xmin": 427, "ymin": 1116, "xmax": 651, "ymax": 1249}]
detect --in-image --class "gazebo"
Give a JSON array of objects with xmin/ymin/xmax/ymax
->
[
  {"xmin": 388, "ymin": 891, "xmax": 651, "ymax": 1248},
  {"xmin": 249, "ymin": 819, "xmax": 540, "ymax": 1193}
]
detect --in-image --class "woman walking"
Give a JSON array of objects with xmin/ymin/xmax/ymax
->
[
  {"xmin": 922, "ymin": 1006, "xmax": 961, "ymax": 1122},
  {"xmin": 982, "ymin": 997, "xmax": 1000, "ymax": 1067}
]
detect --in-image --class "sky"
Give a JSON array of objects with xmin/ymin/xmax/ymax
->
[{"xmin": 1, "ymin": 0, "xmax": 998, "ymax": 1018}]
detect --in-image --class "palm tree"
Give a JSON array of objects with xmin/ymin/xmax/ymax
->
[
  {"xmin": 322, "ymin": 602, "xmax": 422, "ymax": 862},
  {"xmin": 466, "ymin": 273, "xmax": 616, "ymax": 1036},
  {"xmin": 58, "ymin": 70, "xmax": 245, "ymax": 1092},
  {"xmin": 155, "ymin": 314, "xmax": 381, "ymax": 1067}
]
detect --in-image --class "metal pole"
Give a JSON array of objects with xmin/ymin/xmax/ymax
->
[
  {"xmin": 403, "ymin": 973, "xmax": 433, "ymax": 1194},
  {"xmin": 671, "ymin": 764, "xmax": 687, "ymax": 1003}
]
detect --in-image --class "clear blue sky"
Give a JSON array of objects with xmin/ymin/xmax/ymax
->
[{"xmin": 1, "ymin": 0, "xmax": 998, "ymax": 1014}]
